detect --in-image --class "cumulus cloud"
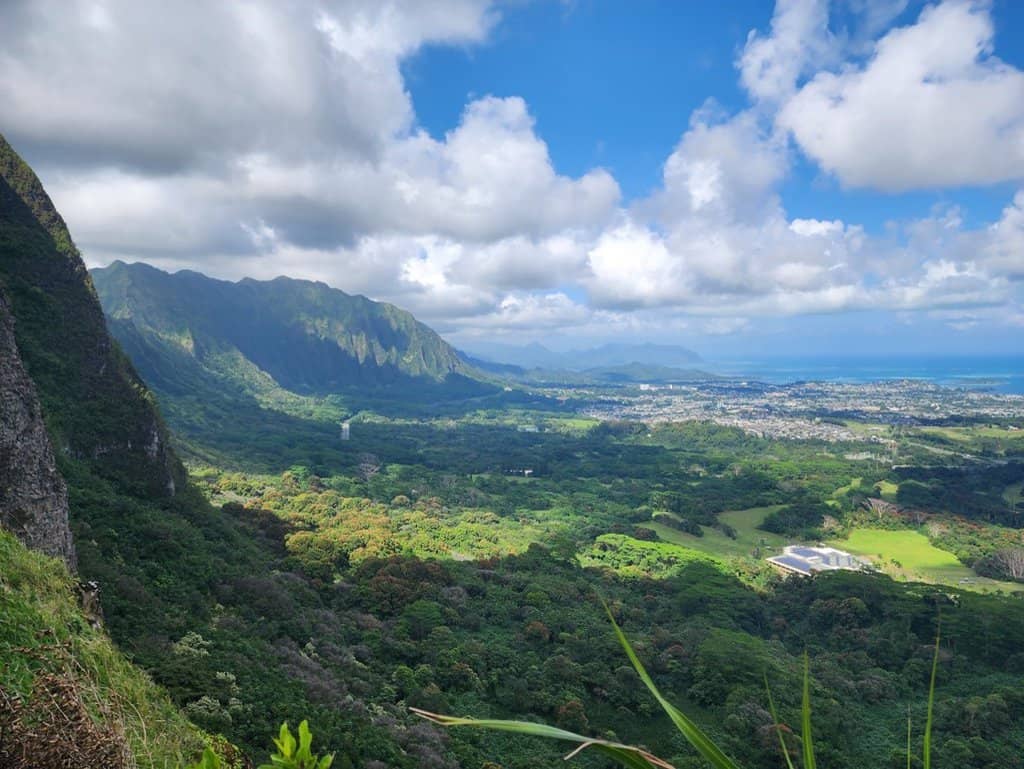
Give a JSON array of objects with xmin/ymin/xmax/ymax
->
[
  {"xmin": 778, "ymin": 0, "xmax": 1024, "ymax": 190},
  {"xmin": 983, "ymin": 192, "xmax": 1024, "ymax": 280},
  {"xmin": 739, "ymin": 0, "xmax": 833, "ymax": 104},
  {"xmin": 0, "ymin": 0, "xmax": 495, "ymax": 170},
  {"xmin": 2, "ymin": 1, "xmax": 616, "ymax": 257}
]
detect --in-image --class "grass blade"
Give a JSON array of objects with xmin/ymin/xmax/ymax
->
[
  {"xmin": 801, "ymin": 653, "xmax": 815, "ymax": 769},
  {"xmin": 764, "ymin": 675, "xmax": 795, "ymax": 769},
  {"xmin": 923, "ymin": 632, "xmax": 940, "ymax": 769},
  {"xmin": 906, "ymin": 706, "xmax": 912, "ymax": 769},
  {"xmin": 605, "ymin": 604, "xmax": 741, "ymax": 769},
  {"xmin": 410, "ymin": 709, "xmax": 673, "ymax": 769}
]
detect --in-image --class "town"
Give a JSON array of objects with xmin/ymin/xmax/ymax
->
[{"xmin": 578, "ymin": 378, "xmax": 1024, "ymax": 441}]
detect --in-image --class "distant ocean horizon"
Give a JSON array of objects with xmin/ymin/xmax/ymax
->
[{"xmin": 704, "ymin": 355, "xmax": 1024, "ymax": 395}]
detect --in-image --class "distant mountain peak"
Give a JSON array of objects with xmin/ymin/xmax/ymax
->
[{"xmin": 458, "ymin": 340, "xmax": 701, "ymax": 371}]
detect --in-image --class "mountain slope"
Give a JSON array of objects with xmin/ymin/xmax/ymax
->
[
  {"xmin": 91, "ymin": 261, "xmax": 484, "ymax": 399},
  {"xmin": 0, "ymin": 291, "xmax": 74, "ymax": 566},
  {"xmin": 0, "ymin": 135, "xmax": 183, "ymax": 497},
  {"xmin": 0, "ymin": 530, "xmax": 204, "ymax": 768},
  {"xmin": 0, "ymin": 133, "xmax": 215, "ymax": 766}
]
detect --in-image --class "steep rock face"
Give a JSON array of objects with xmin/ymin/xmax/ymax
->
[
  {"xmin": 0, "ymin": 291, "xmax": 75, "ymax": 567},
  {"xmin": 0, "ymin": 134, "xmax": 183, "ymax": 497}
]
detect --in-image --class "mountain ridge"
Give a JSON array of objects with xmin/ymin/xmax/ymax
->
[
  {"xmin": 91, "ymin": 260, "xmax": 484, "ymax": 399},
  {"xmin": 0, "ymin": 134, "xmax": 183, "ymax": 499},
  {"xmin": 460, "ymin": 340, "xmax": 703, "ymax": 371}
]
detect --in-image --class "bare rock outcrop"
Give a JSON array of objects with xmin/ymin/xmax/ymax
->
[{"xmin": 0, "ymin": 291, "xmax": 75, "ymax": 568}]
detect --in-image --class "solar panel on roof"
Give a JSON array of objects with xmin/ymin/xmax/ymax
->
[
  {"xmin": 772, "ymin": 556, "xmax": 813, "ymax": 574},
  {"xmin": 789, "ymin": 547, "xmax": 819, "ymax": 558}
]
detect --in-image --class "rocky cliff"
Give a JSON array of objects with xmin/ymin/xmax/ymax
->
[
  {"xmin": 0, "ymin": 291, "xmax": 74, "ymax": 567},
  {"xmin": 0, "ymin": 134, "xmax": 184, "ymax": 498}
]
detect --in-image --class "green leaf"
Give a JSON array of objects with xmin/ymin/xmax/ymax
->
[
  {"xmin": 764, "ymin": 675, "xmax": 795, "ymax": 769},
  {"xmin": 185, "ymin": 747, "xmax": 222, "ymax": 769},
  {"xmin": 274, "ymin": 722, "xmax": 297, "ymax": 759},
  {"xmin": 605, "ymin": 603, "xmax": 741, "ymax": 769},
  {"xmin": 411, "ymin": 710, "xmax": 670, "ymax": 769},
  {"xmin": 906, "ymin": 706, "xmax": 912, "ymax": 769},
  {"xmin": 297, "ymin": 720, "xmax": 314, "ymax": 762},
  {"xmin": 801, "ymin": 653, "xmax": 816, "ymax": 769},
  {"xmin": 924, "ymin": 632, "xmax": 940, "ymax": 769}
]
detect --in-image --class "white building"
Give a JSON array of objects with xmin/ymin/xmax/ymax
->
[{"xmin": 767, "ymin": 545, "xmax": 865, "ymax": 577}]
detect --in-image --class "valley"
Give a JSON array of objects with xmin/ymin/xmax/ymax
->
[{"xmin": 2, "ymin": 135, "xmax": 1024, "ymax": 769}]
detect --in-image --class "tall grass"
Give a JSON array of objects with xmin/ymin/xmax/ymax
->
[{"xmin": 414, "ymin": 606, "xmax": 943, "ymax": 769}]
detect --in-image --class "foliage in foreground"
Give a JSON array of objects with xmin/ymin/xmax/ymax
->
[
  {"xmin": 188, "ymin": 720, "xmax": 333, "ymax": 769},
  {"xmin": 0, "ymin": 530, "xmax": 203, "ymax": 768},
  {"xmin": 415, "ymin": 607, "xmax": 943, "ymax": 769}
]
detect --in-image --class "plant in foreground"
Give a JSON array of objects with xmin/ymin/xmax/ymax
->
[
  {"xmin": 187, "ymin": 720, "xmax": 332, "ymax": 769},
  {"xmin": 414, "ymin": 606, "xmax": 942, "ymax": 769}
]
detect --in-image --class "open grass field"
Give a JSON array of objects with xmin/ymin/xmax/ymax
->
[
  {"xmin": 639, "ymin": 505, "xmax": 788, "ymax": 559},
  {"xmin": 843, "ymin": 421, "xmax": 891, "ymax": 437},
  {"xmin": 832, "ymin": 477, "xmax": 863, "ymax": 497},
  {"xmin": 830, "ymin": 528, "xmax": 1024, "ymax": 593},
  {"xmin": 874, "ymin": 480, "xmax": 899, "ymax": 500},
  {"xmin": 916, "ymin": 425, "xmax": 1024, "ymax": 443},
  {"xmin": 545, "ymin": 416, "xmax": 600, "ymax": 432}
]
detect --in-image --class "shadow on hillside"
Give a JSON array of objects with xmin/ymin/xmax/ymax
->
[{"xmin": 155, "ymin": 381, "xmax": 577, "ymax": 476}]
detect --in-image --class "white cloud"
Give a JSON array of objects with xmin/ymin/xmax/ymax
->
[
  {"xmin": 738, "ymin": 0, "xmax": 833, "ymax": 104},
  {"xmin": 983, "ymin": 191, "xmax": 1024, "ymax": 280},
  {"xmin": 0, "ymin": 0, "xmax": 495, "ymax": 169},
  {"xmin": 779, "ymin": 0, "xmax": 1024, "ymax": 190},
  {"xmin": 656, "ymin": 110, "xmax": 787, "ymax": 223}
]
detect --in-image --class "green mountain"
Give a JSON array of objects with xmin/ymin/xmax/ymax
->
[
  {"xmin": 91, "ymin": 261, "xmax": 482, "ymax": 400},
  {"xmin": 0, "ymin": 135, "xmax": 183, "ymax": 498},
  {"xmin": 0, "ymin": 135, "xmax": 217, "ymax": 764}
]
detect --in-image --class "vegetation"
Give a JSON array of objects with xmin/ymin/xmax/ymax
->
[
  {"xmin": 0, "ymin": 135, "xmax": 182, "ymax": 498},
  {"xmin": 188, "ymin": 721, "xmax": 332, "ymax": 769},
  {"xmin": 420, "ymin": 613, "xmax": 948, "ymax": 769},
  {"xmin": 831, "ymin": 529, "xmax": 1023, "ymax": 591},
  {"xmin": 90, "ymin": 260, "xmax": 491, "ymax": 407},
  {"xmin": 0, "ymin": 530, "xmax": 204, "ymax": 768}
]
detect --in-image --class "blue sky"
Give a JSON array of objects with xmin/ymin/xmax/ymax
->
[
  {"xmin": 2, "ymin": 0, "xmax": 1023, "ymax": 357},
  {"xmin": 404, "ymin": 0, "xmax": 1024, "ymax": 231},
  {"xmin": 405, "ymin": 2, "xmax": 771, "ymax": 199}
]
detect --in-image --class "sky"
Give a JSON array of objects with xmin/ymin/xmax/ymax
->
[{"xmin": 2, "ymin": 0, "xmax": 1024, "ymax": 357}]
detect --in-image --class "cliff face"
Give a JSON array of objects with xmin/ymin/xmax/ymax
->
[
  {"xmin": 0, "ymin": 291, "xmax": 74, "ymax": 567},
  {"xmin": 0, "ymin": 134, "xmax": 183, "ymax": 498}
]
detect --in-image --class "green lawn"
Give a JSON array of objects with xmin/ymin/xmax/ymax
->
[
  {"xmin": 917, "ymin": 425, "xmax": 1024, "ymax": 442},
  {"xmin": 843, "ymin": 420, "xmax": 890, "ymax": 437},
  {"xmin": 545, "ymin": 416, "xmax": 600, "ymax": 432},
  {"xmin": 830, "ymin": 528, "xmax": 1023, "ymax": 593},
  {"xmin": 832, "ymin": 477, "xmax": 863, "ymax": 497},
  {"xmin": 874, "ymin": 480, "xmax": 899, "ymax": 500},
  {"xmin": 639, "ymin": 505, "xmax": 788, "ymax": 559}
]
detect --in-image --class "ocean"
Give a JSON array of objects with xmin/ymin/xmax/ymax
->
[{"xmin": 703, "ymin": 356, "xmax": 1024, "ymax": 395}]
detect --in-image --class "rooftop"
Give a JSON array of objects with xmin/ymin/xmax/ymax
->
[{"xmin": 767, "ymin": 545, "xmax": 866, "ymax": 577}]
